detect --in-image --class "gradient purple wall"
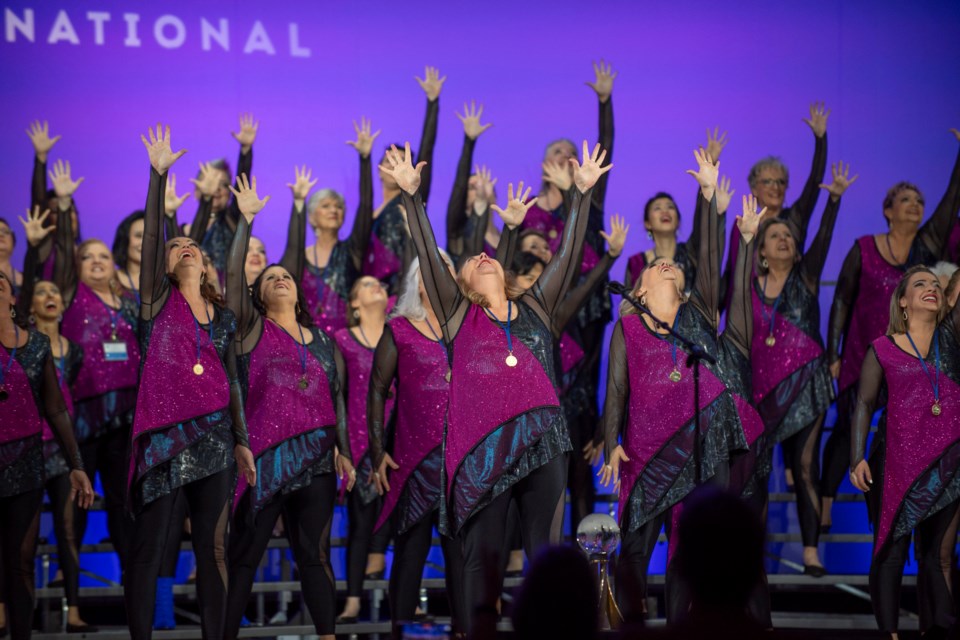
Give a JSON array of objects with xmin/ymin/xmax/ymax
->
[{"xmin": 3, "ymin": 0, "xmax": 960, "ymax": 282}]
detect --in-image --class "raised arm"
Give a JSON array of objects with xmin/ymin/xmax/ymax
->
[
  {"xmin": 586, "ymin": 60, "xmax": 616, "ymax": 210},
  {"xmin": 724, "ymin": 196, "xmax": 763, "ymax": 355},
  {"xmin": 446, "ymin": 103, "xmax": 491, "ymax": 258},
  {"xmin": 918, "ymin": 130, "xmax": 960, "ymax": 257},
  {"xmin": 280, "ymin": 166, "xmax": 315, "ymax": 278},
  {"xmin": 345, "ymin": 119, "xmax": 379, "ymax": 272},
  {"xmin": 827, "ymin": 241, "xmax": 862, "ymax": 375},
  {"xmin": 552, "ymin": 215, "xmax": 627, "ymax": 335},
  {"xmin": 849, "ymin": 346, "xmax": 882, "ymax": 481},
  {"xmin": 385, "ymin": 144, "xmax": 461, "ymax": 334},
  {"xmin": 26, "ymin": 120, "xmax": 60, "ymax": 208},
  {"xmin": 528, "ymin": 142, "xmax": 608, "ymax": 317},
  {"xmin": 15, "ymin": 207, "xmax": 54, "ymax": 322},
  {"xmin": 184, "ymin": 162, "xmax": 221, "ymax": 244},
  {"xmin": 139, "ymin": 125, "xmax": 188, "ymax": 320},
  {"xmin": 226, "ymin": 174, "xmax": 271, "ymax": 352},
  {"xmin": 225, "ymin": 114, "xmax": 258, "ymax": 233},
  {"xmin": 414, "ymin": 67, "xmax": 444, "ymax": 203},
  {"xmin": 784, "ymin": 103, "xmax": 830, "ymax": 248},
  {"xmin": 367, "ymin": 324, "xmax": 398, "ymax": 476},
  {"xmin": 686, "ymin": 149, "xmax": 721, "ymax": 321},
  {"xmin": 800, "ymin": 162, "xmax": 856, "ymax": 290},
  {"xmin": 162, "ymin": 172, "xmax": 191, "ymax": 241}
]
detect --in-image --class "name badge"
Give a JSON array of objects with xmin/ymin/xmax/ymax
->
[{"xmin": 103, "ymin": 341, "xmax": 129, "ymax": 362}]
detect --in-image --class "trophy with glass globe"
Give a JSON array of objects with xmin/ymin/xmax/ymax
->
[{"xmin": 576, "ymin": 513, "xmax": 623, "ymax": 629}]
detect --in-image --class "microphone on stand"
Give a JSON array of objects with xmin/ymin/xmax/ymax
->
[{"xmin": 606, "ymin": 281, "xmax": 632, "ymax": 296}]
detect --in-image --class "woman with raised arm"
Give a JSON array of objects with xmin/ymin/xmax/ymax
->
[
  {"xmin": 14, "ymin": 207, "xmax": 94, "ymax": 632},
  {"xmin": 186, "ymin": 114, "xmax": 258, "ymax": 276},
  {"xmin": 0, "ymin": 219, "xmax": 22, "ymax": 294},
  {"xmin": 445, "ymin": 102, "xmax": 495, "ymax": 266},
  {"xmin": 298, "ymin": 119, "xmax": 377, "ymax": 336},
  {"xmin": 598, "ymin": 150, "xmax": 762, "ymax": 620},
  {"xmin": 0, "ymin": 253, "xmax": 94, "ymax": 640},
  {"xmin": 332, "ymin": 273, "xmax": 394, "ymax": 623},
  {"xmin": 743, "ymin": 163, "xmax": 855, "ymax": 576},
  {"xmin": 721, "ymin": 104, "xmax": 829, "ymax": 312},
  {"xmin": 366, "ymin": 253, "xmax": 464, "ymax": 630},
  {"xmin": 221, "ymin": 172, "xmax": 355, "ymax": 640},
  {"xmin": 383, "ymin": 138, "xmax": 609, "ymax": 627},
  {"xmin": 821, "ymin": 130, "xmax": 960, "ymax": 530},
  {"xmin": 366, "ymin": 68, "xmax": 442, "ymax": 293},
  {"xmin": 849, "ymin": 266, "xmax": 960, "ymax": 639},
  {"xmin": 124, "ymin": 126, "xmax": 254, "ymax": 640},
  {"xmin": 45, "ymin": 164, "xmax": 137, "ymax": 570}
]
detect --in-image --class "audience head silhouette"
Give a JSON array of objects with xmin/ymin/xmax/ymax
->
[{"xmin": 512, "ymin": 545, "xmax": 599, "ymax": 640}]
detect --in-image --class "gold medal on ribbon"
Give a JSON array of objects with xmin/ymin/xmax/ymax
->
[
  {"xmin": 193, "ymin": 362, "xmax": 204, "ymax": 376},
  {"xmin": 765, "ymin": 335, "xmax": 776, "ymax": 347},
  {"xmin": 932, "ymin": 402, "xmax": 942, "ymax": 416},
  {"xmin": 505, "ymin": 353, "xmax": 518, "ymax": 367},
  {"xmin": 669, "ymin": 369, "xmax": 682, "ymax": 382}
]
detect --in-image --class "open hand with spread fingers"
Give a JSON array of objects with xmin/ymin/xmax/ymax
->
[
  {"xmin": 49, "ymin": 160, "xmax": 84, "ymax": 199},
  {"xmin": 379, "ymin": 143, "xmax": 427, "ymax": 196},
  {"xmin": 819, "ymin": 161, "xmax": 858, "ymax": 202},
  {"xmin": 229, "ymin": 173, "xmax": 271, "ymax": 223},
  {"xmin": 704, "ymin": 127, "xmax": 729, "ymax": 163},
  {"xmin": 490, "ymin": 181, "xmax": 537, "ymax": 230},
  {"xmin": 737, "ymin": 194, "xmax": 766, "ymax": 244},
  {"xmin": 141, "ymin": 124, "xmax": 187, "ymax": 175},
  {"xmin": 542, "ymin": 161, "xmax": 572, "ymax": 192},
  {"xmin": 232, "ymin": 113, "xmax": 259, "ymax": 151},
  {"xmin": 473, "ymin": 165, "xmax": 497, "ymax": 213},
  {"xmin": 586, "ymin": 59, "xmax": 617, "ymax": 103},
  {"xmin": 685, "ymin": 148, "xmax": 719, "ymax": 201},
  {"xmin": 164, "ymin": 173, "xmax": 191, "ymax": 216},
  {"xmin": 346, "ymin": 117, "xmax": 381, "ymax": 158},
  {"xmin": 287, "ymin": 165, "xmax": 318, "ymax": 207},
  {"xmin": 803, "ymin": 101, "xmax": 830, "ymax": 138},
  {"xmin": 416, "ymin": 66, "xmax": 446, "ymax": 101},
  {"xmin": 457, "ymin": 101, "xmax": 492, "ymax": 140},
  {"xmin": 26, "ymin": 120, "xmax": 61, "ymax": 162},
  {"xmin": 572, "ymin": 140, "xmax": 613, "ymax": 194},
  {"xmin": 600, "ymin": 214, "xmax": 629, "ymax": 257},
  {"xmin": 716, "ymin": 175, "xmax": 735, "ymax": 215},
  {"xmin": 191, "ymin": 162, "xmax": 220, "ymax": 200},
  {"xmin": 19, "ymin": 206, "xmax": 53, "ymax": 247}
]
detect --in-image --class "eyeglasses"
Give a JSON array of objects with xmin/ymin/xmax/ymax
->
[
  {"xmin": 0, "ymin": 228, "xmax": 12, "ymax": 237},
  {"xmin": 759, "ymin": 178, "xmax": 787, "ymax": 188}
]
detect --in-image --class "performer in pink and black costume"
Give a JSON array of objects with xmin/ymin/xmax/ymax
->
[
  {"xmin": 124, "ymin": 126, "xmax": 255, "ymax": 640},
  {"xmin": 599, "ymin": 150, "xmax": 762, "ymax": 621},
  {"xmin": 385, "ymin": 138, "xmax": 611, "ymax": 629},
  {"xmin": 849, "ymin": 266, "xmax": 960, "ymax": 637},
  {"xmin": 822, "ymin": 130, "xmax": 960, "ymax": 530},
  {"xmin": 222, "ymin": 171, "xmax": 356, "ymax": 640}
]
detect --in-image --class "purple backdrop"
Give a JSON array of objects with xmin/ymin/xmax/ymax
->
[{"xmin": 3, "ymin": 0, "xmax": 960, "ymax": 282}]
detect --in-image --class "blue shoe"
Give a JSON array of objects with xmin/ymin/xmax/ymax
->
[{"xmin": 153, "ymin": 577, "xmax": 176, "ymax": 630}]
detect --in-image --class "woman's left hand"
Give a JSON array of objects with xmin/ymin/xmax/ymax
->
[
  {"xmin": 69, "ymin": 470, "xmax": 96, "ymax": 509},
  {"xmin": 235, "ymin": 445, "xmax": 257, "ymax": 487},
  {"xmin": 737, "ymin": 194, "xmax": 766, "ymax": 244},
  {"xmin": 379, "ymin": 143, "xmax": 426, "ymax": 196},
  {"xmin": 572, "ymin": 140, "xmax": 613, "ymax": 194},
  {"xmin": 490, "ymin": 181, "xmax": 537, "ymax": 230},
  {"xmin": 229, "ymin": 173, "xmax": 271, "ymax": 223}
]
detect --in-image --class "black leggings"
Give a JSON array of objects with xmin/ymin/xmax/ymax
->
[
  {"xmin": 0, "ymin": 489, "xmax": 43, "ymax": 640},
  {"xmin": 226, "ymin": 474, "xmax": 337, "ymax": 638},
  {"xmin": 125, "ymin": 467, "xmax": 233, "ymax": 640},
  {"xmin": 459, "ymin": 454, "xmax": 567, "ymax": 630},
  {"xmin": 45, "ymin": 472, "xmax": 82, "ymax": 606},
  {"xmin": 158, "ymin": 491, "xmax": 189, "ymax": 578},
  {"xmin": 345, "ymin": 490, "xmax": 382, "ymax": 598},
  {"xmin": 78, "ymin": 426, "xmax": 133, "ymax": 570},
  {"xmin": 388, "ymin": 510, "xmax": 463, "ymax": 627},
  {"xmin": 820, "ymin": 388, "xmax": 854, "ymax": 500},
  {"xmin": 566, "ymin": 411, "xmax": 597, "ymax": 534},
  {"xmin": 785, "ymin": 415, "xmax": 825, "ymax": 547},
  {"xmin": 870, "ymin": 500, "xmax": 960, "ymax": 633}
]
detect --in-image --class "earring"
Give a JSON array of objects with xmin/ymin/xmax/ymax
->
[
  {"xmin": 296, "ymin": 302, "xmax": 301, "ymax": 315},
  {"xmin": 353, "ymin": 310, "xmax": 360, "ymax": 319},
  {"xmin": 903, "ymin": 310, "xmax": 908, "ymax": 321},
  {"xmin": 9, "ymin": 306, "xmax": 15, "ymax": 319},
  {"xmin": 639, "ymin": 295, "xmax": 647, "ymax": 306},
  {"xmin": 28, "ymin": 313, "xmax": 36, "ymax": 325},
  {"xmin": 200, "ymin": 272, "xmax": 207, "ymax": 285},
  {"xmin": 760, "ymin": 258, "xmax": 769, "ymax": 269},
  {"xmin": 646, "ymin": 230, "xmax": 653, "ymax": 240}
]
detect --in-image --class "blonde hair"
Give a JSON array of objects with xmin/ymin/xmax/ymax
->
[
  {"xmin": 886, "ymin": 265, "xmax": 948, "ymax": 334},
  {"xmin": 620, "ymin": 262, "xmax": 686, "ymax": 316},
  {"xmin": 456, "ymin": 264, "xmax": 524, "ymax": 308},
  {"xmin": 77, "ymin": 239, "xmax": 123, "ymax": 296}
]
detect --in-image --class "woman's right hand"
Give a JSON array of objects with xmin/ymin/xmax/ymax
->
[
  {"xmin": 572, "ymin": 140, "xmax": 613, "ymax": 194},
  {"xmin": 164, "ymin": 173, "xmax": 191, "ymax": 216},
  {"xmin": 191, "ymin": 162, "xmax": 220, "ymax": 201},
  {"xmin": 371, "ymin": 453, "xmax": 400, "ymax": 496},
  {"xmin": 346, "ymin": 117, "xmax": 381, "ymax": 158},
  {"xmin": 685, "ymin": 148, "xmax": 719, "ymax": 201},
  {"xmin": 26, "ymin": 120, "xmax": 61, "ymax": 163},
  {"xmin": 490, "ymin": 181, "xmax": 537, "ymax": 230},
  {"xmin": 286, "ymin": 165, "xmax": 318, "ymax": 210},
  {"xmin": 849, "ymin": 460, "xmax": 873, "ymax": 493},
  {"xmin": 379, "ymin": 143, "xmax": 426, "ymax": 196},
  {"xmin": 19, "ymin": 206, "xmax": 53, "ymax": 247},
  {"xmin": 597, "ymin": 445, "xmax": 630, "ymax": 491},
  {"xmin": 457, "ymin": 101, "xmax": 492, "ymax": 140},
  {"xmin": 140, "ymin": 124, "xmax": 187, "ymax": 175},
  {"xmin": 829, "ymin": 360, "xmax": 841, "ymax": 379}
]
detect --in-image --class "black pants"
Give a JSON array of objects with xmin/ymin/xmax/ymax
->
[
  {"xmin": 459, "ymin": 454, "xmax": 567, "ymax": 630},
  {"xmin": 78, "ymin": 426, "xmax": 133, "ymax": 570},
  {"xmin": 785, "ymin": 415, "xmax": 825, "ymax": 547},
  {"xmin": 226, "ymin": 474, "xmax": 337, "ymax": 638},
  {"xmin": 0, "ymin": 490, "xmax": 43, "ymax": 640},
  {"xmin": 820, "ymin": 389, "xmax": 854, "ymax": 500},
  {"xmin": 45, "ymin": 473, "xmax": 82, "ymax": 606},
  {"xmin": 566, "ymin": 411, "xmax": 597, "ymax": 534},
  {"xmin": 870, "ymin": 499, "xmax": 960, "ymax": 633},
  {"xmin": 345, "ymin": 490, "xmax": 382, "ymax": 598},
  {"xmin": 124, "ymin": 467, "xmax": 233, "ymax": 640},
  {"xmin": 388, "ymin": 509, "xmax": 463, "ymax": 628},
  {"xmin": 616, "ymin": 508, "xmax": 668, "ymax": 620},
  {"xmin": 158, "ymin": 491, "xmax": 189, "ymax": 578}
]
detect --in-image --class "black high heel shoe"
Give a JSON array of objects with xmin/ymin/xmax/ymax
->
[
  {"xmin": 67, "ymin": 623, "xmax": 100, "ymax": 633},
  {"xmin": 803, "ymin": 564, "xmax": 828, "ymax": 578}
]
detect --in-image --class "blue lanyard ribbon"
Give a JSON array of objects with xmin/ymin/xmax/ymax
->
[
  {"xmin": 484, "ymin": 300, "xmax": 513, "ymax": 355},
  {"xmin": 760, "ymin": 275, "xmax": 784, "ymax": 336},
  {"xmin": 193, "ymin": 304, "xmax": 215, "ymax": 364},
  {"xmin": 906, "ymin": 329, "xmax": 940, "ymax": 403},
  {"xmin": 0, "ymin": 324, "xmax": 20, "ymax": 388},
  {"xmin": 272, "ymin": 319, "xmax": 309, "ymax": 376}
]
